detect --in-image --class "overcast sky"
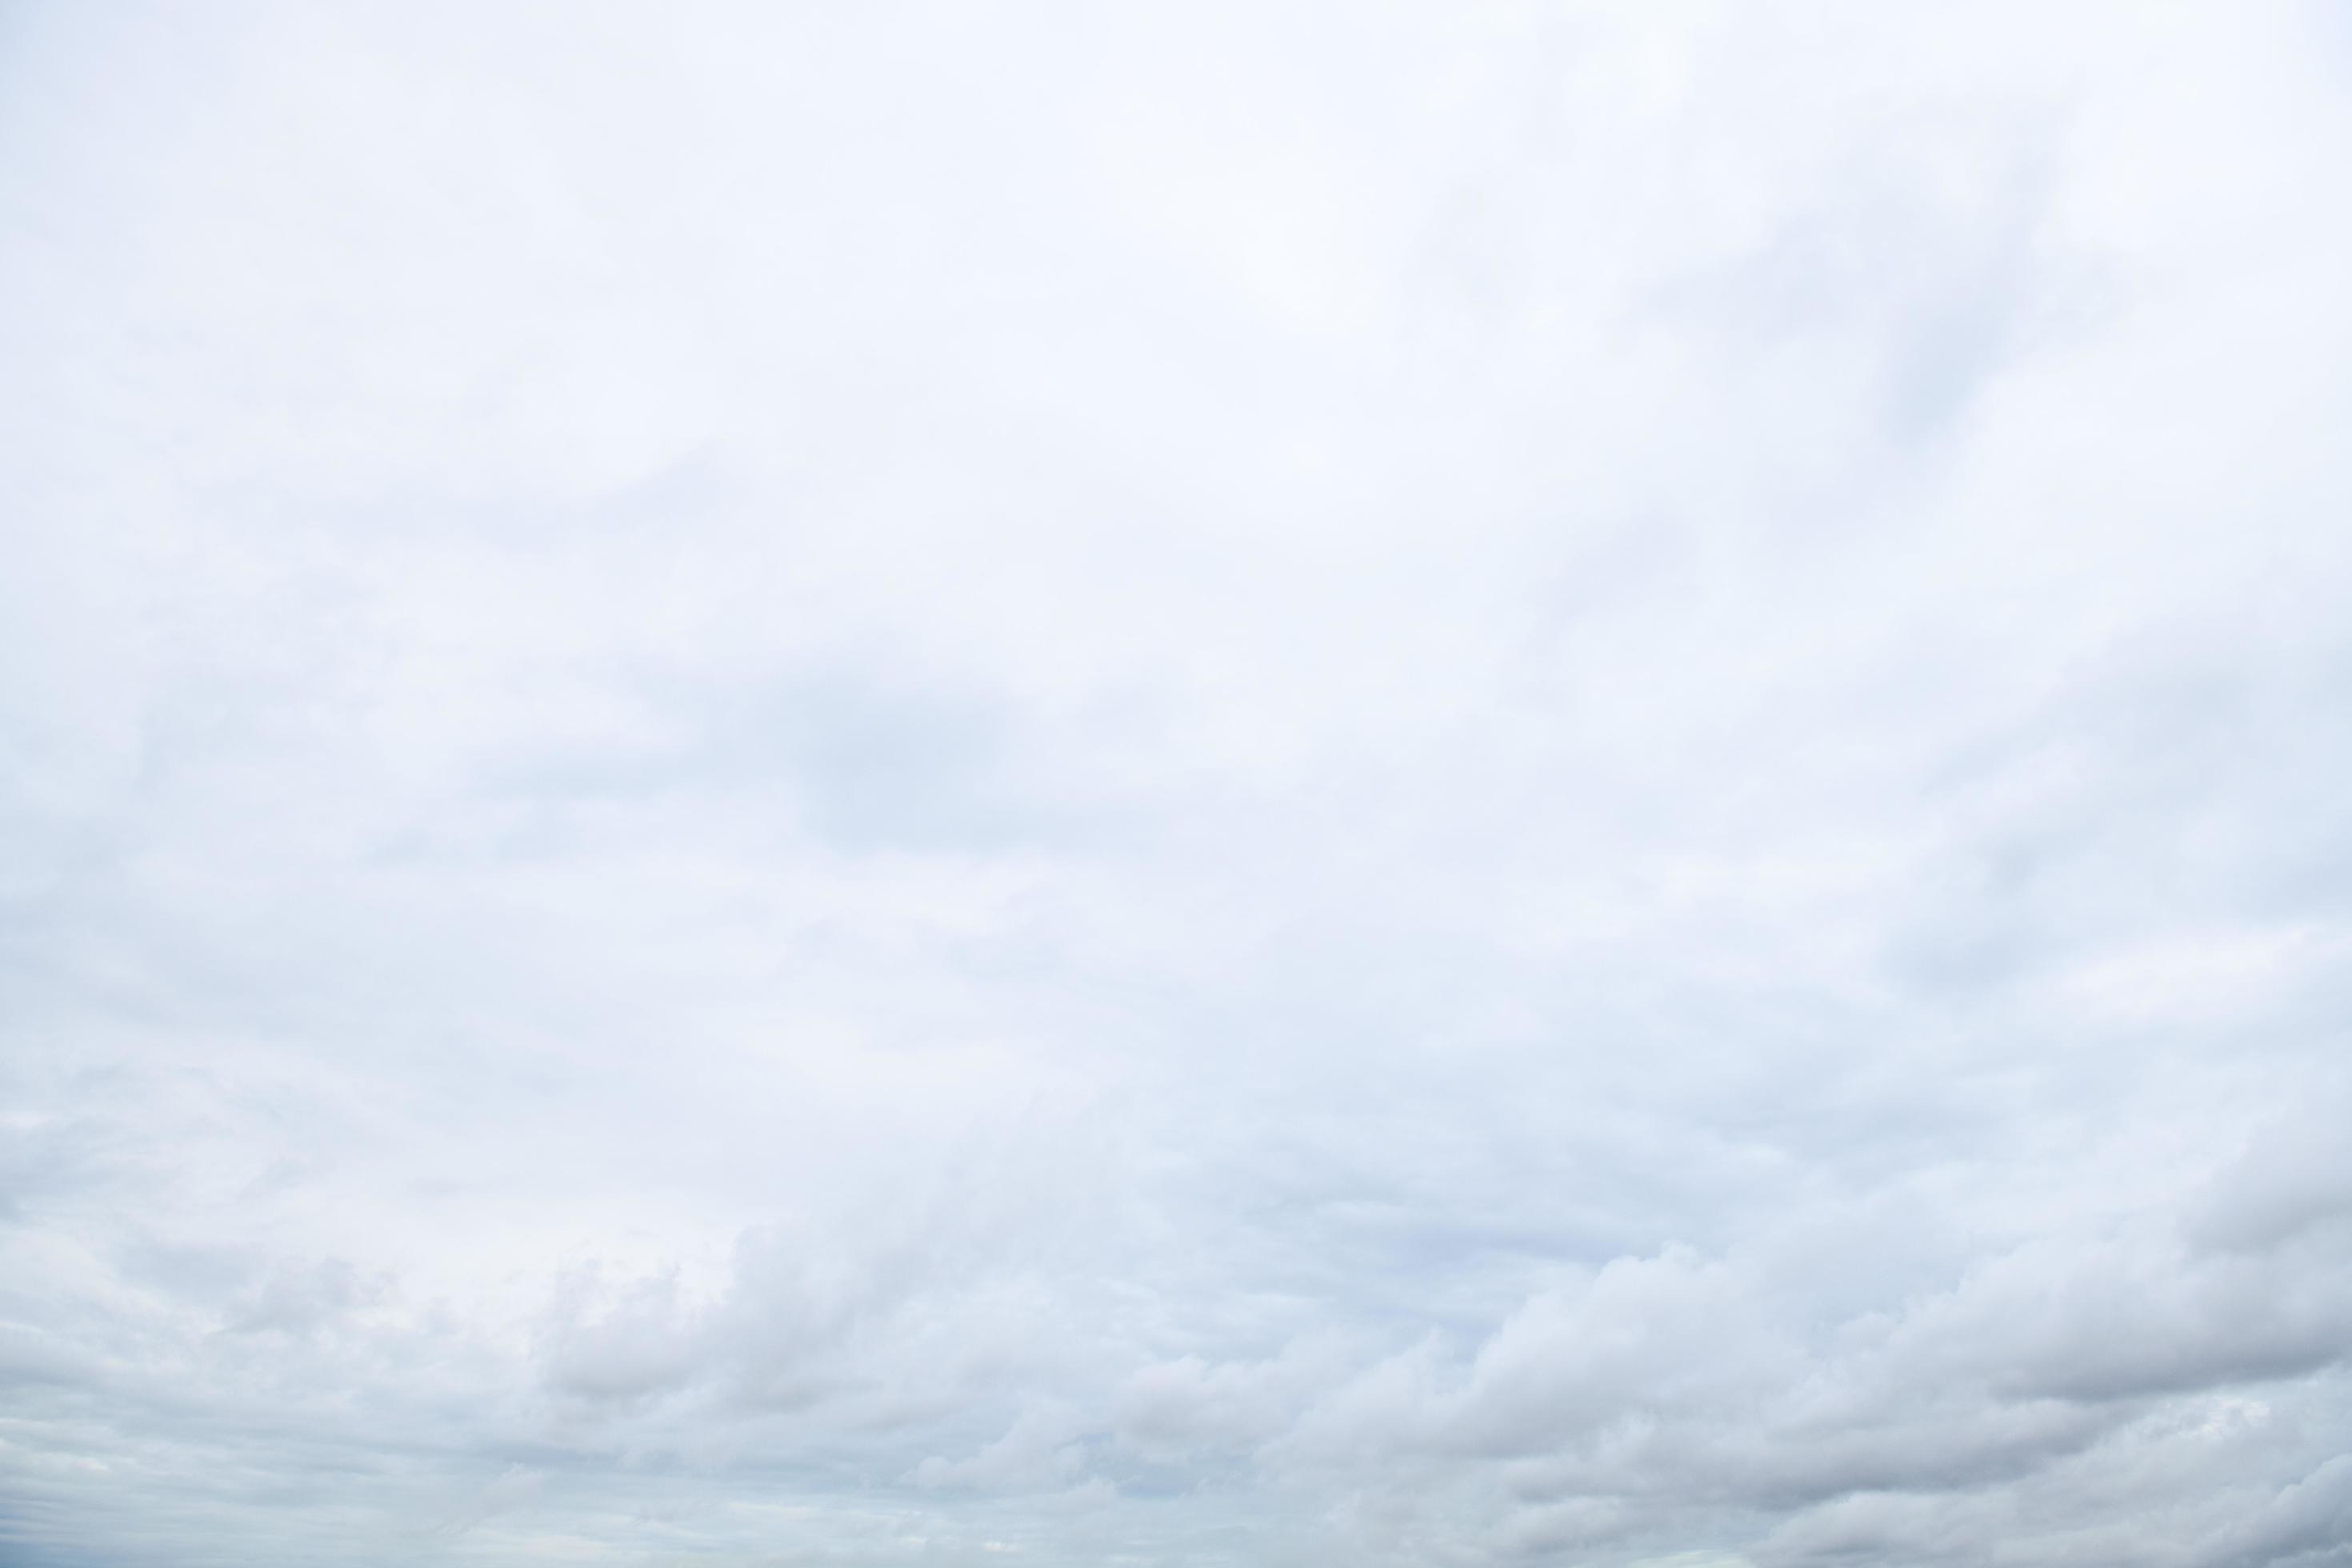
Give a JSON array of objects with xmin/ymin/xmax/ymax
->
[{"xmin": 5, "ymin": 2, "xmax": 2352, "ymax": 1565}]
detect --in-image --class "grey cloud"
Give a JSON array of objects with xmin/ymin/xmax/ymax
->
[{"xmin": 2192, "ymin": 1116, "xmax": 2352, "ymax": 1258}]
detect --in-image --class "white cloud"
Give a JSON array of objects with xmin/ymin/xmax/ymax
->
[{"xmin": 5, "ymin": 1, "xmax": 2352, "ymax": 1564}]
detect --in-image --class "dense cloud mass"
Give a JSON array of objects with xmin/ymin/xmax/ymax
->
[{"xmin": 5, "ymin": 2, "xmax": 2352, "ymax": 1564}]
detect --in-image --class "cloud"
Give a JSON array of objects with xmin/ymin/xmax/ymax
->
[{"xmin": 5, "ymin": 1, "xmax": 2352, "ymax": 1565}]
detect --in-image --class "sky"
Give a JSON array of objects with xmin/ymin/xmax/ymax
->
[{"xmin": 4, "ymin": 2, "xmax": 2352, "ymax": 1564}]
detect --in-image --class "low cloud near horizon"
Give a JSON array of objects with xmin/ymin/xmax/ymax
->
[{"xmin": 6, "ymin": 3, "xmax": 2352, "ymax": 1565}]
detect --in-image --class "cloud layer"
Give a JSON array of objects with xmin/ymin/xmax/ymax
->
[{"xmin": 5, "ymin": 2, "xmax": 2352, "ymax": 1564}]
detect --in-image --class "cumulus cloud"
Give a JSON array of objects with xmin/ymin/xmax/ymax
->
[{"xmin": 4, "ymin": 2, "xmax": 2352, "ymax": 1565}]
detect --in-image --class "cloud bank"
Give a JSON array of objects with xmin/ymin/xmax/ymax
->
[{"xmin": 4, "ymin": 2, "xmax": 2351, "ymax": 1564}]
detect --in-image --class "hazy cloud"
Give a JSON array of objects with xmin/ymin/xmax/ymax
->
[{"xmin": 6, "ymin": 2, "xmax": 2352, "ymax": 1565}]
